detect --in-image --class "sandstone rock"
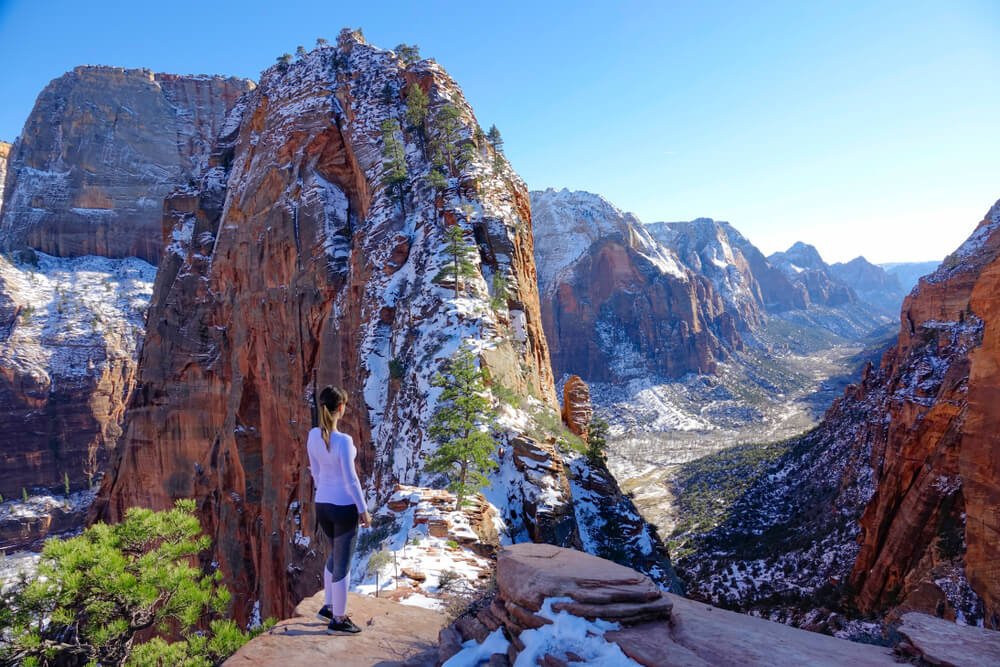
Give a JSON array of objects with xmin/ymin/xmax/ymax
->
[
  {"xmin": 496, "ymin": 543, "xmax": 668, "ymax": 622},
  {"xmin": 531, "ymin": 188, "xmax": 739, "ymax": 382},
  {"xmin": 0, "ymin": 141, "xmax": 10, "ymax": 214},
  {"xmin": 1, "ymin": 67, "xmax": 252, "ymax": 264},
  {"xmin": 224, "ymin": 591, "xmax": 443, "ymax": 667},
  {"xmin": 560, "ymin": 375, "xmax": 592, "ymax": 441},
  {"xmin": 896, "ymin": 611, "xmax": 1000, "ymax": 667},
  {"xmin": 401, "ymin": 568, "xmax": 426, "ymax": 582},
  {"xmin": 96, "ymin": 34, "xmax": 564, "ymax": 625},
  {"xmin": 848, "ymin": 200, "xmax": 1000, "ymax": 625}
]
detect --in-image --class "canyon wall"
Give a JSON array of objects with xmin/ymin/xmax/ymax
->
[
  {"xmin": 0, "ymin": 70, "xmax": 249, "ymax": 502},
  {"xmin": 96, "ymin": 31, "xmax": 567, "ymax": 624}
]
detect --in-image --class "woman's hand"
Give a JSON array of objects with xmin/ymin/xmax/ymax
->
[{"xmin": 359, "ymin": 511, "xmax": 372, "ymax": 528}]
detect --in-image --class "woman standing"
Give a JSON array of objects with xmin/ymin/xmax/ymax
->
[{"xmin": 307, "ymin": 385, "xmax": 371, "ymax": 635}]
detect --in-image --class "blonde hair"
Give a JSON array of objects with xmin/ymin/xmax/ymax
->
[{"xmin": 318, "ymin": 385, "xmax": 348, "ymax": 450}]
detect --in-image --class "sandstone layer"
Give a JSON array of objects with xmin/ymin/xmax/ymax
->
[
  {"xmin": 531, "ymin": 189, "xmax": 740, "ymax": 382},
  {"xmin": 0, "ymin": 141, "xmax": 10, "ymax": 214},
  {"xmin": 560, "ymin": 374, "xmax": 592, "ymax": 441},
  {"xmin": 440, "ymin": 544, "xmax": 900, "ymax": 667},
  {"xmin": 0, "ymin": 67, "xmax": 252, "ymax": 264},
  {"xmin": 96, "ymin": 32, "xmax": 565, "ymax": 624},
  {"xmin": 848, "ymin": 200, "xmax": 1000, "ymax": 626}
]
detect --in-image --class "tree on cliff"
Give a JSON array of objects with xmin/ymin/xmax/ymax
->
[
  {"xmin": 380, "ymin": 119, "xmax": 408, "ymax": 212},
  {"xmin": 487, "ymin": 124, "xmax": 504, "ymax": 172},
  {"xmin": 394, "ymin": 43, "xmax": 422, "ymax": 65},
  {"xmin": 431, "ymin": 103, "xmax": 464, "ymax": 177},
  {"xmin": 587, "ymin": 415, "xmax": 610, "ymax": 462},
  {"xmin": 437, "ymin": 223, "xmax": 479, "ymax": 298},
  {"xmin": 426, "ymin": 345, "xmax": 498, "ymax": 510},
  {"xmin": 404, "ymin": 83, "xmax": 429, "ymax": 147},
  {"xmin": 0, "ymin": 499, "xmax": 273, "ymax": 666}
]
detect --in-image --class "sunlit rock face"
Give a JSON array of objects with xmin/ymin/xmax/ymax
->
[
  {"xmin": 97, "ymin": 30, "xmax": 568, "ymax": 624},
  {"xmin": 0, "ymin": 69, "xmax": 249, "ymax": 507},
  {"xmin": 0, "ymin": 67, "xmax": 252, "ymax": 264}
]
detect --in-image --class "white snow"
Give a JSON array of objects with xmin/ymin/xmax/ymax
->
[{"xmin": 443, "ymin": 627, "xmax": 511, "ymax": 666}]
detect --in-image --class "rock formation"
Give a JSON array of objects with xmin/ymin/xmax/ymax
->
[
  {"xmin": 439, "ymin": 543, "xmax": 901, "ymax": 666},
  {"xmin": 0, "ymin": 141, "xmax": 10, "ymax": 213},
  {"xmin": 560, "ymin": 374, "xmax": 592, "ymax": 441},
  {"xmin": 646, "ymin": 218, "xmax": 807, "ymax": 322},
  {"xmin": 0, "ymin": 69, "xmax": 249, "ymax": 509},
  {"xmin": 531, "ymin": 188, "xmax": 740, "ymax": 382},
  {"xmin": 849, "ymin": 199, "xmax": 1000, "ymax": 626},
  {"xmin": 769, "ymin": 241, "xmax": 856, "ymax": 308},
  {"xmin": 95, "ymin": 32, "xmax": 568, "ymax": 624},
  {"xmin": 0, "ymin": 67, "xmax": 253, "ymax": 264}
]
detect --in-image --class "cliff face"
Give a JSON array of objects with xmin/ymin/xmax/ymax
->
[
  {"xmin": 0, "ymin": 67, "xmax": 252, "ymax": 264},
  {"xmin": 97, "ymin": 31, "xmax": 566, "ymax": 624},
  {"xmin": 531, "ymin": 189, "xmax": 739, "ymax": 383},
  {"xmin": 646, "ymin": 218, "xmax": 808, "ymax": 322},
  {"xmin": 769, "ymin": 242, "xmax": 856, "ymax": 308},
  {"xmin": 0, "ymin": 141, "xmax": 10, "ymax": 214},
  {"xmin": 0, "ymin": 70, "xmax": 248, "ymax": 507},
  {"xmin": 849, "ymin": 200, "xmax": 1000, "ymax": 626}
]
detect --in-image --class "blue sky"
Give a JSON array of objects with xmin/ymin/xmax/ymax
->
[{"xmin": 1, "ymin": 0, "xmax": 997, "ymax": 264}]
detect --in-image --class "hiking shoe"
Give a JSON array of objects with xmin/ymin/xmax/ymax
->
[
  {"xmin": 316, "ymin": 605, "xmax": 333, "ymax": 622},
  {"xmin": 327, "ymin": 616, "xmax": 362, "ymax": 635}
]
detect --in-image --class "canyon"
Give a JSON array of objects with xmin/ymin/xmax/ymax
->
[{"xmin": 0, "ymin": 25, "xmax": 996, "ymax": 667}]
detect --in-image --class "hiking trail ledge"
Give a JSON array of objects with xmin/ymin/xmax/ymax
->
[{"xmin": 227, "ymin": 543, "xmax": 1000, "ymax": 666}]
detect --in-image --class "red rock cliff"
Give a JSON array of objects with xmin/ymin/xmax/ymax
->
[
  {"xmin": 848, "ymin": 199, "xmax": 1000, "ymax": 626},
  {"xmin": 0, "ymin": 67, "xmax": 252, "ymax": 264},
  {"xmin": 96, "ymin": 31, "xmax": 563, "ymax": 624}
]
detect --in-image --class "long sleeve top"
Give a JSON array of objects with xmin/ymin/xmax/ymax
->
[{"xmin": 306, "ymin": 427, "xmax": 367, "ymax": 513}]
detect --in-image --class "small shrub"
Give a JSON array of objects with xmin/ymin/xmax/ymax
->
[{"xmin": 389, "ymin": 358, "xmax": 405, "ymax": 380}]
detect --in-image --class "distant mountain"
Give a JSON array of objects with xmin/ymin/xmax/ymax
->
[
  {"xmin": 829, "ymin": 256, "xmax": 905, "ymax": 316},
  {"xmin": 881, "ymin": 261, "xmax": 941, "ymax": 292},
  {"xmin": 768, "ymin": 242, "xmax": 856, "ymax": 307}
]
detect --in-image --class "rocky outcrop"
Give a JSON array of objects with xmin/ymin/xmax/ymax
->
[
  {"xmin": 531, "ymin": 189, "xmax": 740, "ymax": 382},
  {"xmin": 0, "ymin": 67, "xmax": 252, "ymax": 264},
  {"xmin": 440, "ymin": 544, "xmax": 900, "ymax": 666},
  {"xmin": 96, "ymin": 32, "xmax": 564, "ymax": 624},
  {"xmin": 560, "ymin": 375, "xmax": 592, "ymax": 441},
  {"xmin": 830, "ymin": 256, "xmax": 905, "ymax": 316},
  {"xmin": 224, "ymin": 591, "xmax": 443, "ymax": 667},
  {"xmin": 848, "ymin": 200, "xmax": 1000, "ymax": 626}
]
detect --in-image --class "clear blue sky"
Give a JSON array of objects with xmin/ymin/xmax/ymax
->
[{"xmin": 1, "ymin": 0, "xmax": 997, "ymax": 264}]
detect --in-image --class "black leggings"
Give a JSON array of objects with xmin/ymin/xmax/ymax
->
[{"xmin": 316, "ymin": 503, "xmax": 359, "ymax": 582}]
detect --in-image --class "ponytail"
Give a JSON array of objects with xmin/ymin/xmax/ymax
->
[{"xmin": 318, "ymin": 385, "xmax": 348, "ymax": 450}]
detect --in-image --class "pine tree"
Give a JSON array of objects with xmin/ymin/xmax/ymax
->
[
  {"xmin": 427, "ymin": 168, "xmax": 448, "ymax": 192},
  {"xmin": 0, "ymin": 500, "xmax": 273, "ymax": 666},
  {"xmin": 587, "ymin": 415, "xmax": 609, "ymax": 462},
  {"xmin": 276, "ymin": 53, "xmax": 293, "ymax": 71},
  {"xmin": 431, "ymin": 103, "xmax": 464, "ymax": 177},
  {"xmin": 404, "ymin": 83, "xmax": 430, "ymax": 147},
  {"xmin": 440, "ymin": 224, "xmax": 479, "ymax": 298},
  {"xmin": 394, "ymin": 43, "xmax": 422, "ymax": 65},
  {"xmin": 380, "ymin": 119, "xmax": 408, "ymax": 211},
  {"xmin": 487, "ymin": 124, "xmax": 504, "ymax": 172},
  {"xmin": 296, "ymin": 45, "xmax": 307, "ymax": 59},
  {"xmin": 490, "ymin": 270, "xmax": 509, "ymax": 311},
  {"xmin": 426, "ymin": 345, "xmax": 498, "ymax": 510},
  {"xmin": 316, "ymin": 37, "xmax": 329, "ymax": 47}
]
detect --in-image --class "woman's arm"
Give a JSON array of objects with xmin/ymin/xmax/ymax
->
[
  {"xmin": 306, "ymin": 429, "xmax": 321, "ymax": 487},
  {"xmin": 338, "ymin": 435, "xmax": 368, "ymax": 515}
]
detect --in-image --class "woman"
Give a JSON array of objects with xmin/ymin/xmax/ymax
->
[{"xmin": 307, "ymin": 385, "xmax": 372, "ymax": 635}]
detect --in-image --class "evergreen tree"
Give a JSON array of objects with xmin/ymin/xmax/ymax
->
[
  {"xmin": 440, "ymin": 224, "xmax": 479, "ymax": 298},
  {"xmin": 380, "ymin": 119, "xmax": 408, "ymax": 211},
  {"xmin": 490, "ymin": 270, "xmax": 509, "ymax": 311},
  {"xmin": 587, "ymin": 415, "xmax": 609, "ymax": 463},
  {"xmin": 276, "ymin": 53, "xmax": 293, "ymax": 70},
  {"xmin": 404, "ymin": 83, "xmax": 430, "ymax": 146},
  {"xmin": 0, "ymin": 500, "xmax": 272, "ymax": 666},
  {"xmin": 426, "ymin": 345, "xmax": 498, "ymax": 510},
  {"xmin": 427, "ymin": 168, "xmax": 448, "ymax": 192},
  {"xmin": 394, "ymin": 43, "xmax": 422, "ymax": 65},
  {"xmin": 431, "ymin": 103, "xmax": 464, "ymax": 177},
  {"xmin": 486, "ymin": 124, "xmax": 504, "ymax": 172},
  {"xmin": 296, "ymin": 45, "xmax": 307, "ymax": 59},
  {"xmin": 316, "ymin": 37, "xmax": 329, "ymax": 47}
]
